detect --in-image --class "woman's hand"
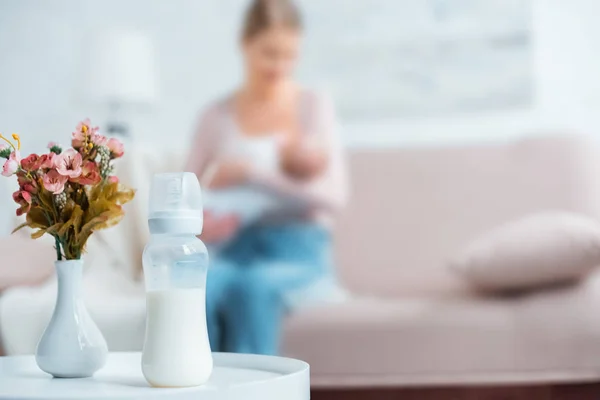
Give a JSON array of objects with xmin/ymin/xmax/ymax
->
[
  {"xmin": 200, "ymin": 211, "xmax": 240, "ymax": 244},
  {"xmin": 280, "ymin": 138, "xmax": 329, "ymax": 181},
  {"xmin": 208, "ymin": 160, "xmax": 250, "ymax": 189}
]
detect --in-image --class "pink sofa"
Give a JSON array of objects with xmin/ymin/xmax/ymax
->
[
  {"xmin": 283, "ymin": 135, "xmax": 600, "ymax": 387},
  {"xmin": 3, "ymin": 135, "xmax": 600, "ymax": 388}
]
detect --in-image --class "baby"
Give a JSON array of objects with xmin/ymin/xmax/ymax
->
[{"xmin": 202, "ymin": 134, "xmax": 328, "ymax": 246}]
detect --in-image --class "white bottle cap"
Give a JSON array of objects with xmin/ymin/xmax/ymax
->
[{"xmin": 148, "ymin": 172, "xmax": 203, "ymax": 235}]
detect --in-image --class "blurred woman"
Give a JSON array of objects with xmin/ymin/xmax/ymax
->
[{"xmin": 186, "ymin": 0, "xmax": 347, "ymax": 355}]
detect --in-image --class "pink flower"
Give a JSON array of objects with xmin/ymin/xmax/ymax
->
[
  {"xmin": 76, "ymin": 119, "xmax": 92, "ymax": 132},
  {"xmin": 17, "ymin": 173, "xmax": 38, "ymax": 195},
  {"xmin": 107, "ymin": 138, "xmax": 124, "ymax": 158},
  {"xmin": 12, "ymin": 190, "xmax": 31, "ymax": 204},
  {"xmin": 21, "ymin": 153, "xmax": 54, "ymax": 171},
  {"xmin": 72, "ymin": 118, "xmax": 99, "ymax": 148},
  {"xmin": 2, "ymin": 151, "xmax": 20, "ymax": 177},
  {"xmin": 72, "ymin": 133, "xmax": 85, "ymax": 148},
  {"xmin": 54, "ymin": 148, "xmax": 82, "ymax": 178},
  {"xmin": 17, "ymin": 171, "xmax": 38, "ymax": 194},
  {"xmin": 108, "ymin": 176, "xmax": 119, "ymax": 184},
  {"xmin": 20, "ymin": 154, "xmax": 40, "ymax": 172},
  {"xmin": 21, "ymin": 182, "xmax": 37, "ymax": 194},
  {"xmin": 37, "ymin": 153, "xmax": 55, "ymax": 169},
  {"xmin": 0, "ymin": 144, "xmax": 7, "ymax": 151},
  {"xmin": 93, "ymin": 134, "xmax": 108, "ymax": 146},
  {"xmin": 12, "ymin": 190, "xmax": 32, "ymax": 216},
  {"xmin": 73, "ymin": 119, "xmax": 89, "ymax": 148},
  {"xmin": 73, "ymin": 161, "xmax": 101, "ymax": 186},
  {"xmin": 47, "ymin": 142, "xmax": 58, "ymax": 149},
  {"xmin": 43, "ymin": 169, "xmax": 68, "ymax": 194}
]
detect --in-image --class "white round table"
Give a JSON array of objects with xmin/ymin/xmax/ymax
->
[{"xmin": 0, "ymin": 352, "xmax": 310, "ymax": 399}]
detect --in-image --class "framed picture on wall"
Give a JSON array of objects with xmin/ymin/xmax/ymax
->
[{"xmin": 299, "ymin": 0, "xmax": 533, "ymax": 119}]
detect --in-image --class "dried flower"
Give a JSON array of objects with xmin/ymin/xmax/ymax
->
[
  {"xmin": 73, "ymin": 161, "xmax": 101, "ymax": 185},
  {"xmin": 21, "ymin": 182, "xmax": 38, "ymax": 195},
  {"xmin": 106, "ymin": 138, "xmax": 124, "ymax": 158},
  {"xmin": 3, "ymin": 120, "xmax": 135, "ymax": 260},
  {"xmin": 54, "ymin": 148, "xmax": 82, "ymax": 178},
  {"xmin": 37, "ymin": 153, "xmax": 55, "ymax": 169},
  {"xmin": 72, "ymin": 119, "xmax": 92, "ymax": 148},
  {"xmin": 97, "ymin": 146, "xmax": 111, "ymax": 178},
  {"xmin": 2, "ymin": 151, "xmax": 20, "ymax": 177},
  {"xmin": 20, "ymin": 154, "xmax": 40, "ymax": 172},
  {"xmin": 93, "ymin": 134, "xmax": 108, "ymax": 146},
  {"xmin": 43, "ymin": 169, "xmax": 68, "ymax": 194},
  {"xmin": 12, "ymin": 190, "xmax": 32, "ymax": 216},
  {"xmin": 18, "ymin": 174, "xmax": 38, "ymax": 195},
  {"xmin": 72, "ymin": 118, "xmax": 103, "ymax": 153},
  {"xmin": 21, "ymin": 153, "xmax": 54, "ymax": 171},
  {"xmin": 54, "ymin": 192, "xmax": 67, "ymax": 210}
]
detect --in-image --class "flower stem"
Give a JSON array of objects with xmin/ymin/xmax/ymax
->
[
  {"xmin": 11, "ymin": 134, "xmax": 20, "ymax": 150},
  {"xmin": 0, "ymin": 134, "xmax": 15, "ymax": 150},
  {"xmin": 55, "ymin": 236, "xmax": 62, "ymax": 261}
]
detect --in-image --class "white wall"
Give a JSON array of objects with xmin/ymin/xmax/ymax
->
[
  {"xmin": 0, "ymin": 0, "xmax": 600, "ymax": 152},
  {"xmin": 0, "ymin": 0, "xmax": 246, "ymax": 154},
  {"xmin": 342, "ymin": 0, "xmax": 600, "ymax": 148},
  {"xmin": 0, "ymin": 0, "xmax": 599, "ymax": 234}
]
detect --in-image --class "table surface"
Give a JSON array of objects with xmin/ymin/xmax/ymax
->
[{"xmin": 0, "ymin": 352, "xmax": 310, "ymax": 400}]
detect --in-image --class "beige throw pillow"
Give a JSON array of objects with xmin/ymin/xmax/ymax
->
[{"xmin": 449, "ymin": 212, "xmax": 600, "ymax": 292}]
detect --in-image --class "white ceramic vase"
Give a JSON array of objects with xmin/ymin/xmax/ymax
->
[{"xmin": 35, "ymin": 260, "xmax": 108, "ymax": 378}]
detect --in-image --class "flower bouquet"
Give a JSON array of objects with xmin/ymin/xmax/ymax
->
[
  {"xmin": 0, "ymin": 119, "xmax": 134, "ymax": 378},
  {"xmin": 1, "ymin": 118, "xmax": 134, "ymax": 259}
]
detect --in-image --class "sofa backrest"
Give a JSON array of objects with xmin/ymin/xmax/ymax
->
[
  {"xmin": 81, "ymin": 135, "xmax": 600, "ymax": 297},
  {"xmin": 334, "ymin": 135, "xmax": 600, "ymax": 297}
]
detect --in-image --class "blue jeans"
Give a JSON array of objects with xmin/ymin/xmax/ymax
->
[{"xmin": 205, "ymin": 223, "xmax": 330, "ymax": 355}]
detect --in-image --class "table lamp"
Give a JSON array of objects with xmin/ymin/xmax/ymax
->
[{"xmin": 79, "ymin": 30, "xmax": 159, "ymax": 138}]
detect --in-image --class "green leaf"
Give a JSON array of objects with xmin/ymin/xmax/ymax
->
[
  {"xmin": 50, "ymin": 146, "xmax": 62, "ymax": 155},
  {"xmin": 0, "ymin": 148, "xmax": 11, "ymax": 159}
]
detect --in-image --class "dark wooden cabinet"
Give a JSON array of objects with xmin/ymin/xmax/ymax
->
[{"xmin": 311, "ymin": 383, "xmax": 600, "ymax": 400}]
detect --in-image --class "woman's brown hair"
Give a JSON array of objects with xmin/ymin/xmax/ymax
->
[{"xmin": 242, "ymin": 0, "xmax": 302, "ymax": 40}]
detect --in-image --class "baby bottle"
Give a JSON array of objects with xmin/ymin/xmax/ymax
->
[{"xmin": 141, "ymin": 172, "xmax": 212, "ymax": 387}]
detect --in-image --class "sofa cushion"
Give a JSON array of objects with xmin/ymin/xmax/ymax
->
[
  {"xmin": 282, "ymin": 275, "xmax": 600, "ymax": 387},
  {"xmin": 335, "ymin": 135, "xmax": 600, "ymax": 297},
  {"xmin": 449, "ymin": 212, "xmax": 600, "ymax": 292}
]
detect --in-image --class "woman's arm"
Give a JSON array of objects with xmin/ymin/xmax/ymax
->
[
  {"xmin": 247, "ymin": 91, "xmax": 349, "ymax": 212},
  {"xmin": 185, "ymin": 104, "xmax": 227, "ymax": 184}
]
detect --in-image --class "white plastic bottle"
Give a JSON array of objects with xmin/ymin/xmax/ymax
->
[{"xmin": 141, "ymin": 172, "xmax": 212, "ymax": 387}]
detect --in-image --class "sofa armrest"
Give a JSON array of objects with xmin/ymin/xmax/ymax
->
[{"xmin": 0, "ymin": 235, "xmax": 54, "ymax": 291}]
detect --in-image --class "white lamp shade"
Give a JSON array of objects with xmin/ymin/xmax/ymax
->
[{"xmin": 81, "ymin": 30, "xmax": 159, "ymax": 106}]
